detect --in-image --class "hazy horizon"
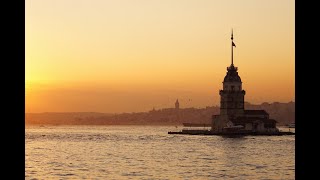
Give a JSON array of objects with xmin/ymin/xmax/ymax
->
[
  {"xmin": 26, "ymin": 0, "xmax": 294, "ymax": 113},
  {"xmin": 25, "ymin": 101, "xmax": 294, "ymax": 114}
]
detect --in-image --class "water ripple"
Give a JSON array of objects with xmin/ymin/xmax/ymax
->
[{"xmin": 26, "ymin": 125, "xmax": 295, "ymax": 179}]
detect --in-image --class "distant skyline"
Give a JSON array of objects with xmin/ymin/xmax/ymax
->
[{"xmin": 26, "ymin": 0, "xmax": 294, "ymax": 113}]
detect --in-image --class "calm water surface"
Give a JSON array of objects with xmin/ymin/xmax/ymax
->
[{"xmin": 26, "ymin": 126, "xmax": 295, "ymax": 179}]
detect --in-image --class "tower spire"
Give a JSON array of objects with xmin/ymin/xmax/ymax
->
[{"xmin": 231, "ymin": 29, "xmax": 234, "ymax": 66}]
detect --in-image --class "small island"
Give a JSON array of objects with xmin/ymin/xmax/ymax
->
[{"xmin": 169, "ymin": 32, "xmax": 294, "ymax": 136}]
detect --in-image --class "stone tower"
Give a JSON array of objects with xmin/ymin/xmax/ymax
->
[{"xmin": 219, "ymin": 30, "xmax": 246, "ymax": 118}]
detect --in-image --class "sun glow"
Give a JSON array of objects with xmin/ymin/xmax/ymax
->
[{"xmin": 26, "ymin": 0, "xmax": 294, "ymax": 113}]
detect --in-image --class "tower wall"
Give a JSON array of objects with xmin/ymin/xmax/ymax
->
[
  {"xmin": 219, "ymin": 90, "xmax": 245, "ymax": 117},
  {"xmin": 219, "ymin": 65, "xmax": 245, "ymax": 118}
]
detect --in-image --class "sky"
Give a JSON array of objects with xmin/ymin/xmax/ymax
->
[{"xmin": 26, "ymin": 0, "xmax": 294, "ymax": 113}]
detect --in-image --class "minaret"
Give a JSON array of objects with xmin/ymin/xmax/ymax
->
[
  {"xmin": 175, "ymin": 99, "xmax": 180, "ymax": 110},
  {"xmin": 219, "ymin": 30, "xmax": 246, "ymax": 118}
]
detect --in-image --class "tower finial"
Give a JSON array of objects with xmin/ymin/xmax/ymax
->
[
  {"xmin": 231, "ymin": 28, "xmax": 233, "ymax": 40},
  {"xmin": 231, "ymin": 28, "xmax": 234, "ymax": 66}
]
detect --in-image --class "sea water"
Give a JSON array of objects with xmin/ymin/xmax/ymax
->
[{"xmin": 26, "ymin": 125, "xmax": 295, "ymax": 179}]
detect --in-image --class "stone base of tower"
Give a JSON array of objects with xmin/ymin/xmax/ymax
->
[
  {"xmin": 168, "ymin": 130, "xmax": 295, "ymax": 136},
  {"xmin": 211, "ymin": 114, "xmax": 230, "ymax": 132},
  {"xmin": 211, "ymin": 109, "xmax": 282, "ymax": 134}
]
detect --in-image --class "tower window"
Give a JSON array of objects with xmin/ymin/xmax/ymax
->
[{"xmin": 231, "ymin": 86, "xmax": 234, "ymax": 91}]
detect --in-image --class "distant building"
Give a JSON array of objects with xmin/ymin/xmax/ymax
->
[
  {"xmin": 212, "ymin": 31, "xmax": 278, "ymax": 133},
  {"xmin": 175, "ymin": 99, "xmax": 180, "ymax": 110}
]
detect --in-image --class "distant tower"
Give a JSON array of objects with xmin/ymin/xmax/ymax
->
[
  {"xmin": 219, "ymin": 30, "xmax": 246, "ymax": 118},
  {"xmin": 175, "ymin": 99, "xmax": 180, "ymax": 110}
]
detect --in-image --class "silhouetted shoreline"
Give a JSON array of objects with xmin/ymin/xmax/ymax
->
[{"xmin": 26, "ymin": 101, "xmax": 294, "ymax": 126}]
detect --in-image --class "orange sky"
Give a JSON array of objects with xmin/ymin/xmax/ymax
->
[{"xmin": 26, "ymin": 0, "xmax": 294, "ymax": 113}]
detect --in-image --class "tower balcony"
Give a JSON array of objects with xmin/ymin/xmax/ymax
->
[
  {"xmin": 227, "ymin": 66, "xmax": 238, "ymax": 71},
  {"xmin": 219, "ymin": 90, "xmax": 246, "ymax": 95}
]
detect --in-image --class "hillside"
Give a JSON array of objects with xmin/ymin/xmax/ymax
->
[{"xmin": 26, "ymin": 102, "xmax": 294, "ymax": 125}]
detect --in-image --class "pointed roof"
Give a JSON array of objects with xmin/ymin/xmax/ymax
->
[{"xmin": 223, "ymin": 64, "xmax": 241, "ymax": 82}]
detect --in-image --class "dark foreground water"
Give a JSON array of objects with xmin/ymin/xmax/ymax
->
[{"xmin": 26, "ymin": 126, "xmax": 294, "ymax": 179}]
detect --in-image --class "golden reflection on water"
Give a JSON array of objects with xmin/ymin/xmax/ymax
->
[{"xmin": 26, "ymin": 126, "xmax": 295, "ymax": 179}]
